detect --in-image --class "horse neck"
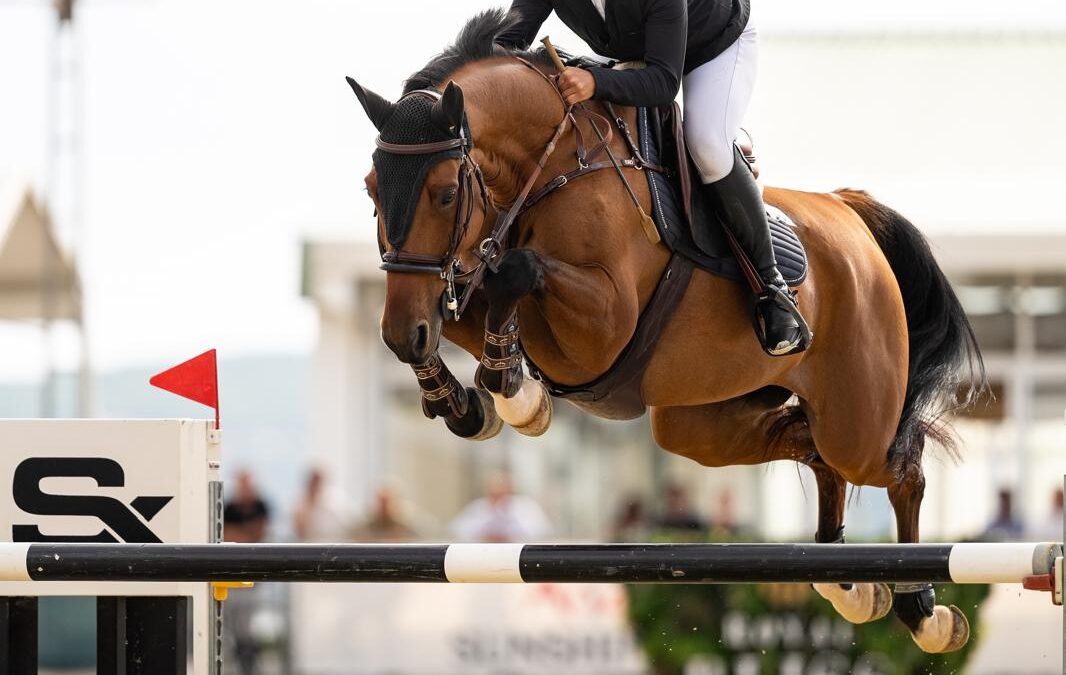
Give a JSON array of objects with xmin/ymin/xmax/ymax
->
[
  {"xmin": 462, "ymin": 62, "xmax": 565, "ymax": 208},
  {"xmin": 460, "ymin": 60, "xmax": 648, "ymax": 262},
  {"xmin": 455, "ymin": 60, "xmax": 669, "ymax": 383}
]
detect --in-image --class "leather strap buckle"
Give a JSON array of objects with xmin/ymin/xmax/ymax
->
[
  {"xmin": 477, "ymin": 238, "xmax": 502, "ymax": 263},
  {"xmin": 480, "ymin": 353, "xmax": 524, "ymax": 371}
]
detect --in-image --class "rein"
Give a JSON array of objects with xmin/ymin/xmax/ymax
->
[
  {"xmin": 448, "ymin": 57, "xmax": 578, "ymax": 316},
  {"xmin": 375, "ymin": 56, "xmax": 661, "ymax": 320}
]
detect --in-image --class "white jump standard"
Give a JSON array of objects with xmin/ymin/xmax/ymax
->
[{"xmin": 1, "ymin": 542, "xmax": 1061, "ymax": 586}]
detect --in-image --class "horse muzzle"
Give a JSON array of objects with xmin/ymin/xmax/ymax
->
[{"xmin": 382, "ymin": 316, "xmax": 441, "ymax": 364}]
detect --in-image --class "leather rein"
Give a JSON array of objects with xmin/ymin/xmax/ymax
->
[{"xmin": 375, "ymin": 56, "xmax": 663, "ymax": 320}]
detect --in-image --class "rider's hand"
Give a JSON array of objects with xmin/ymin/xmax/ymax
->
[{"xmin": 558, "ymin": 67, "xmax": 596, "ymax": 106}]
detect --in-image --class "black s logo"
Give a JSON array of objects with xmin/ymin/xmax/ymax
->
[{"xmin": 12, "ymin": 458, "xmax": 172, "ymax": 543}]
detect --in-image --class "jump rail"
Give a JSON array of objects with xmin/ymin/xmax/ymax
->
[{"xmin": 1, "ymin": 542, "xmax": 1060, "ymax": 585}]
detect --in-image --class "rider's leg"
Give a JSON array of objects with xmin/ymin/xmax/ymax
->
[
  {"xmin": 707, "ymin": 147, "xmax": 812, "ymax": 355},
  {"xmin": 683, "ymin": 23, "xmax": 812, "ymax": 356}
]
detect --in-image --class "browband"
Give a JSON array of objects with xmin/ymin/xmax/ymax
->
[
  {"xmin": 375, "ymin": 136, "xmax": 467, "ymax": 155},
  {"xmin": 374, "ymin": 88, "xmax": 469, "ymax": 156}
]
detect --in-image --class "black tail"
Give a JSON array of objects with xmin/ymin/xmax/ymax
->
[{"xmin": 836, "ymin": 189, "xmax": 986, "ymax": 470}]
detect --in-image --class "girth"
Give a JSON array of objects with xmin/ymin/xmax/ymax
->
[{"xmin": 524, "ymin": 253, "xmax": 695, "ymax": 420}]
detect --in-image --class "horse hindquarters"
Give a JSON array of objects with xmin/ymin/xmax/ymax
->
[
  {"xmin": 726, "ymin": 189, "xmax": 965, "ymax": 651},
  {"xmin": 830, "ymin": 190, "xmax": 983, "ymax": 653}
]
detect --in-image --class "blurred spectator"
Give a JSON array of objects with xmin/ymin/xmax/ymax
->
[
  {"xmin": 223, "ymin": 470, "xmax": 271, "ymax": 675},
  {"xmin": 292, "ymin": 467, "xmax": 348, "ymax": 542},
  {"xmin": 350, "ymin": 484, "xmax": 419, "ymax": 542},
  {"xmin": 980, "ymin": 488, "xmax": 1024, "ymax": 541},
  {"xmin": 611, "ymin": 494, "xmax": 650, "ymax": 542},
  {"xmin": 224, "ymin": 470, "xmax": 271, "ymax": 543},
  {"xmin": 710, "ymin": 489, "xmax": 741, "ymax": 538},
  {"xmin": 655, "ymin": 482, "xmax": 707, "ymax": 536},
  {"xmin": 450, "ymin": 471, "xmax": 551, "ymax": 542},
  {"xmin": 1030, "ymin": 487, "xmax": 1064, "ymax": 541}
]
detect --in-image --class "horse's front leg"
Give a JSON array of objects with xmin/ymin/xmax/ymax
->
[
  {"xmin": 412, "ymin": 352, "xmax": 502, "ymax": 441},
  {"xmin": 475, "ymin": 249, "xmax": 552, "ymax": 436}
]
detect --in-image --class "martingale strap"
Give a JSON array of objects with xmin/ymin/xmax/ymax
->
[
  {"xmin": 521, "ymin": 156, "xmax": 667, "ymax": 213},
  {"xmin": 450, "ymin": 58, "xmax": 574, "ymax": 316},
  {"xmin": 453, "ymin": 57, "xmax": 660, "ymax": 316},
  {"xmin": 603, "ymin": 101, "xmax": 649, "ymax": 167},
  {"xmin": 570, "ymin": 106, "xmax": 613, "ymax": 167}
]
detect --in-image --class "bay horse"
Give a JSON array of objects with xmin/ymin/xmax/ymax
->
[{"xmin": 346, "ymin": 10, "xmax": 983, "ymax": 654}]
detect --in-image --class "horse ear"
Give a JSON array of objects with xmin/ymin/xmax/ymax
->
[
  {"xmin": 345, "ymin": 76, "xmax": 395, "ymax": 131},
  {"xmin": 432, "ymin": 81, "xmax": 465, "ymax": 136}
]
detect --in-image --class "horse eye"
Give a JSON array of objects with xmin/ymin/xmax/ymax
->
[{"xmin": 440, "ymin": 187, "xmax": 457, "ymax": 206}]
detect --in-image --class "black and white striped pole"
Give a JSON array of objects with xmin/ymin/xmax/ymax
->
[{"xmin": 0, "ymin": 542, "xmax": 1061, "ymax": 588}]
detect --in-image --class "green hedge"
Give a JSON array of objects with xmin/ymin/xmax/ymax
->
[{"xmin": 628, "ymin": 580, "xmax": 989, "ymax": 675}]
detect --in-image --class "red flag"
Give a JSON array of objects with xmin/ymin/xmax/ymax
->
[{"xmin": 149, "ymin": 349, "xmax": 220, "ymax": 429}]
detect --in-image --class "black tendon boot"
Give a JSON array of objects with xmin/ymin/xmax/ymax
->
[{"xmin": 701, "ymin": 147, "xmax": 813, "ymax": 356}]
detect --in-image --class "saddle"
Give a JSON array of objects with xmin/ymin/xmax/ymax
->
[
  {"xmin": 637, "ymin": 104, "xmax": 808, "ymax": 287},
  {"xmin": 556, "ymin": 55, "xmax": 807, "ymax": 285}
]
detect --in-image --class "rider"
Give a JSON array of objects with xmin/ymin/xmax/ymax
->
[{"xmin": 496, "ymin": 0, "xmax": 811, "ymax": 356}]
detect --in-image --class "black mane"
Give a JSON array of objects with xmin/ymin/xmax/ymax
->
[{"xmin": 403, "ymin": 9, "xmax": 556, "ymax": 94}]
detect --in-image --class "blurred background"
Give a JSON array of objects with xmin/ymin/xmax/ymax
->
[{"xmin": 1, "ymin": 0, "xmax": 1064, "ymax": 673}]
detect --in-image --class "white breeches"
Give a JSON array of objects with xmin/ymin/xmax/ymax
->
[{"xmin": 682, "ymin": 22, "xmax": 758, "ymax": 184}]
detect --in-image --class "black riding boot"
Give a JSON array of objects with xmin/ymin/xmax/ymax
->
[{"xmin": 701, "ymin": 147, "xmax": 813, "ymax": 356}]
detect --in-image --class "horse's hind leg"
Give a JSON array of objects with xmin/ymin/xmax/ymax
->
[
  {"xmin": 888, "ymin": 442, "xmax": 970, "ymax": 653},
  {"xmin": 809, "ymin": 461, "xmax": 892, "ymax": 624},
  {"xmin": 650, "ymin": 387, "xmax": 807, "ymax": 468},
  {"xmin": 654, "ymin": 395, "xmax": 888, "ymax": 625}
]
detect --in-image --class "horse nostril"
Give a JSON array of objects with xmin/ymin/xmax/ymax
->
[{"xmin": 412, "ymin": 322, "xmax": 430, "ymax": 357}]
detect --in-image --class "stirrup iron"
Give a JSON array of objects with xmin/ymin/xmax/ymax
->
[{"xmin": 754, "ymin": 285, "xmax": 813, "ymax": 356}]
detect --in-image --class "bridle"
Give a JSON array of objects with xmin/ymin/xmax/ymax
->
[
  {"xmin": 374, "ymin": 56, "xmax": 643, "ymax": 320},
  {"xmin": 374, "ymin": 57, "xmax": 580, "ymax": 321},
  {"xmin": 374, "ymin": 88, "xmax": 489, "ymax": 310}
]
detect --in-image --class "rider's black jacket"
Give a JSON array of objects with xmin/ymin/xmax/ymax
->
[{"xmin": 496, "ymin": 0, "xmax": 750, "ymax": 107}]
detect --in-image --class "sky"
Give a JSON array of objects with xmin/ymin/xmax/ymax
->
[{"xmin": 1, "ymin": 0, "xmax": 1064, "ymax": 383}]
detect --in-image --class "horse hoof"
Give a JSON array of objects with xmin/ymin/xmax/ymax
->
[
  {"xmin": 446, "ymin": 388, "xmax": 503, "ymax": 441},
  {"xmin": 492, "ymin": 380, "xmax": 553, "ymax": 437},
  {"xmin": 468, "ymin": 388, "xmax": 504, "ymax": 440},
  {"xmin": 910, "ymin": 605, "xmax": 970, "ymax": 653},
  {"xmin": 511, "ymin": 383, "xmax": 552, "ymax": 437},
  {"xmin": 813, "ymin": 582, "xmax": 893, "ymax": 624}
]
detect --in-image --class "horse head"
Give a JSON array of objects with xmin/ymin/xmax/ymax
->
[{"xmin": 348, "ymin": 76, "xmax": 492, "ymax": 364}]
